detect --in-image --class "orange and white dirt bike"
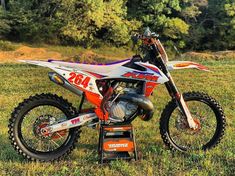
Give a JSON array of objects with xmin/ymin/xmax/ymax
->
[{"xmin": 9, "ymin": 28, "xmax": 226, "ymax": 161}]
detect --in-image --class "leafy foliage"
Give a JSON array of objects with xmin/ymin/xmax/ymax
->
[
  {"xmin": 0, "ymin": 0, "xmax": 234, "ymax": 50},
  {"xmin": 59, "ymin": 0, "xmax": 140, "ymax": 47},
  {"xmin": 1, "ymin": 0, "xmax": 62, "ymax": 43},
  {"xmin": 0, "ymin": 7, "xmax": 10, "ymax": 38},
  {"xmin": 128, "ymin": 0, "xmax": 187, "ymax": 39},
  {"xmin": 0, "ymin": 40, "xmax": 17, "ymax": 51},
  {"xmin": 181, "ymin": 0, "xmax": 235, "ymax": 50}
]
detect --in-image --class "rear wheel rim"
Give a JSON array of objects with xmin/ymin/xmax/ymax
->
[{"xmin": 19, "ymin": 105, "xmax": 70, "ymax": 153}]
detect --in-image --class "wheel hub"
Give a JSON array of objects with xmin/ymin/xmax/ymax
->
[
  {"xmin": 175, "ymin": 115, "xmax": 188, "ymax": 130},
  {"xmin": 33, "ymin": 115, "xmax": 53, "ymax": 140},
  {"xmin": 176, "ymin": 115, "xmax": 201, "ymax": 133},
  {"xmin": 33, "ymin": 115, "xmax": 68, "ymax": 140}
]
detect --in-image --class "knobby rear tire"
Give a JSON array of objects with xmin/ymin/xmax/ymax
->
[
  {"xmin": 8, "ymin": 93, "xmax": 81, "ymax": 162},
  {"xmin": 160, "ymin": 91, "xmax": 226, "ymax": 152}
]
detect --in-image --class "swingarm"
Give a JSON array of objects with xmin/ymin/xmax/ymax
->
[{"xmin": 41, "ymin": 113, "xmax": 98, "ymax": 135}]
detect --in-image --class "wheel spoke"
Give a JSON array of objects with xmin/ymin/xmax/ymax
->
[
  {"xmin": 50, "ymin": 139, "xmax": 60, "ymax": 147},
  {"xmin": 163, "ymin": 94, "xmax": 222, "ymax": 151},
  {"xmin": 20, "ymin": 105, "xmax": 70, "ymax": 153}
]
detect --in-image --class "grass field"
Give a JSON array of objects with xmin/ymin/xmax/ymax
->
[{"xmin": 0, "ymin": 59, "xmax": 234, "ymax": 175}]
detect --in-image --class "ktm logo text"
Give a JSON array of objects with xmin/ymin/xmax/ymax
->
[
  {"xmin": 108, "ymin": 143, "xmax": 128, "ymax": 148},
  {"xmin": 123, "ymin": 72, "xmax": 158, "ymax": 82}
]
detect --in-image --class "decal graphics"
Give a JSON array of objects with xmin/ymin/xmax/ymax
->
[
  {"xmin": 71, "ymin": 117, "xmax": 80, "ymax": 125},
  {"xmin": 108, "ymin": 143, "xmax": 128, "ymax": 148},
  {"xmin": 145, "ymin": 82, "xmax": 158, "ymax": 96},
  {"xmin": 68, "ymin": 72, "xmax": 91, "ymax": 88},
  {"xmin": 122, "ymin": 72, "xmax": 159, "ymax": 82},
  {"xmin": 103, "ymin": 139, "xmax": 134, "ymax": 152}
]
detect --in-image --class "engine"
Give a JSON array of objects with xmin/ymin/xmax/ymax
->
[
  {"xmin": 98, "ymin": 81, "xmax": 154, "ymax": 123},
  {"xmin": 103, "ymin": 82, "xmax": 141, "ymax": 122},
  {"xmin": 108, "ymin": 100, "xmax": 138, "ymax": 122}
]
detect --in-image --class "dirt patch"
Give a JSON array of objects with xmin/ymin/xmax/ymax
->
[
  {"xmin": 0, "ymin": 46, "xmax": 119, "ymax": 64},
  {"xmin": 71, "ymin": 50, "xmax": 116, "ymax": 63},
  {"xmin": 0, "ymin": 46, "xmax": 62, "ymax": 63},
  {"xmin": 183, "ymin": 50, "xmax": 235, "ymax": 60},
  {"xmin": 2, "ymin": 45, "xmax": 233, "ymax": 64}
]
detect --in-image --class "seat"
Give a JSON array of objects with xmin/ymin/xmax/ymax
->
[{"xmin": 48, "ymin": 59, "xmax": 131, "ymax": 75}]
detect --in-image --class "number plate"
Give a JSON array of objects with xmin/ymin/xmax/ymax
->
[{"xmin": 68, "ymin": 72, "xmax": 91, "ymax": 88}]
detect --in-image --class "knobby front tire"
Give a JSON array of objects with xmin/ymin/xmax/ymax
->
[
  {"xmin": 160, "ymin": 91, "xmax": 226, "ymax": 152},
  {"xmin": 8, "ymin": 93, "xmax": 81, "ymax": 162}
]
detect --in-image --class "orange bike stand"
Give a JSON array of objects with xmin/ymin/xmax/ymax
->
[{"xmin": 98, "ymin": 124, "xmax": 138, "ymax": 163}]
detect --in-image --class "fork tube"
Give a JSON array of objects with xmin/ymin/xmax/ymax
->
[
  {"xmin": 150, "ymin": 43, "xmax": 179, "ymax": 98},
  {"xmin": 164, "ymin": 74, "xmax": 180, "ymax": 99},
  {"xmin": 151, "ymin": 43, "xmax": 197, "ymax": 129}
]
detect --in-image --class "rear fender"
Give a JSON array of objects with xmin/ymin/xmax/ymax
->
[
  {"xmin": 19, "ymin": 60, "xmax": 61, "ymax": 69},
  {"xmin": 19, "ymin": 59, "xmax": 76, "ymax": 74},
  {"xmin": 167, "ymin": 61, "xmax": 210, "ymax": 72},
  {"xmin": 19, "ymin": 60, "xmax": 102, "ymax": 96}
]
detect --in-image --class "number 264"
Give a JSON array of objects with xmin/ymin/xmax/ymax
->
[{"xmin": 68, "ymin": 72, "xmax": 91, "ymax": 88}]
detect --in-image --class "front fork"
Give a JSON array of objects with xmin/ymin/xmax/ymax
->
[
  {"xmin": 151, "ymin": 41, "xmax": 198, "ymax": 129},
  {"xmin": 165, "ymin": 73, "xmax": 198, "ymax": 129}
]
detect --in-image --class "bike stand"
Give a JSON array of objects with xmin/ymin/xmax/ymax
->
[{"xmin": 98, "ymin": 124, "xmax": 138, "ymax": 164}]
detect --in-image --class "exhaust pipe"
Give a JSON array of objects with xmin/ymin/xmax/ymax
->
[
  {"xmin": 119, "ymin": 93, "xmax": 154, "ymax": 121},
  {"xmin": 48, "ymin": 72, "xmax": 83, "ymax": 96}
]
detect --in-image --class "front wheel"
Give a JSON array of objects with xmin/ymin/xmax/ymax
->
[{"xmin": 160, "ymin": 92, "xmax": 226, "ymax": 152}]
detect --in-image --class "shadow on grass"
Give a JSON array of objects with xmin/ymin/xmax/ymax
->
[
  {"xmin": 76, "ymin": 143, "xmax": 97, "ymax": 150},
  {"xmin": 132, "ymin": 139, "xmax": 164, "ymax": 161},
  {"xmin": 0, "ymin": 131, "xmax": 98, "ymax": 162},
  {"xmin": 0, "ymin": 134, "xmax": 24, "ymax": 162}
]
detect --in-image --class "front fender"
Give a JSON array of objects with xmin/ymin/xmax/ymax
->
[{"xmin": 167, "ymin": 61, "xmax": 210, "ymax": 72}]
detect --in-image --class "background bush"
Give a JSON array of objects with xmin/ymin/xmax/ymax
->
[{"xmin": 0, "ymin": 0, "xmax": 234, "ymax": 50}]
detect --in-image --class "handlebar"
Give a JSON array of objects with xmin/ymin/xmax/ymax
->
[
  {"xmin": 132, "ymin": 33, "xmax": 159, "ymax": 40},
  {"xmin": 132, "ymin": 27, "xmax": 169, "ymax": 63},
  {"xmin": 132, "ymin": 27, "xmax": 159, "ymax": 41}
]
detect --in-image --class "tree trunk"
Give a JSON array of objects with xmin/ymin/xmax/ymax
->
[{"xmin": 1, "ymin": 0, "xmax": 6, "ymax": 11}]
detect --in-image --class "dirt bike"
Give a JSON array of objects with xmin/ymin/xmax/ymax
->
[{"xmin": 9, "ymin": 28, "xmax": 226, "ymax": 162}]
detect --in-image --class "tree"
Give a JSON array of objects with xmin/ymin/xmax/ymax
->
[
  {"xmin": 184, "ymin": 0, "xmax": 235, "ymax": 50},
  {"xmin": 0, "ymin": 0, "xmax": 6, "ymax": 11},
  {"xmin": 0, "ymin": 0, "xmax": 63, "ymax": 42},
  {"xmin": 224, "ymin": 0, "xmax": 235, "ymax": 49},
  {"xmin": 59, "ymin": 0, "xmax": 140, "ymax": 46},
  {"xmin": 127, "ymin": 0, "xmax": 189, "ymax": 49},
  {"xmin": 0, "ymin": 7, "xmax": 10, "ymax": 38},
  {"xmin": 180, "ymin": 0, "xmax": 205, "ymax": 50},
  {"xmin": 0, "ymin": 0, "xmax": 234, "ymax": 50}
]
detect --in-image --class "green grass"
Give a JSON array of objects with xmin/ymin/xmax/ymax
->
[
  {"xmin": 0, "ymin": 40, "xmax": 20, "ymax": 51},
  {"xmin": 0, "ymin": 59, "xmax": 234, "ymax": 175}
]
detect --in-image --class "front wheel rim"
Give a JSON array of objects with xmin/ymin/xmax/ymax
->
[{"xmin": 167, "ymin": 99, "xmax": 218, "ymax": 151}]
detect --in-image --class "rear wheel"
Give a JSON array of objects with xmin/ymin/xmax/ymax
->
[
  {"xmin": 8, "ymin": 93, "xmax": 81, "ymax": 161},
  {"xmin": 160, "ymin": 92, "xmax": 226, "ymax": 152}
]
